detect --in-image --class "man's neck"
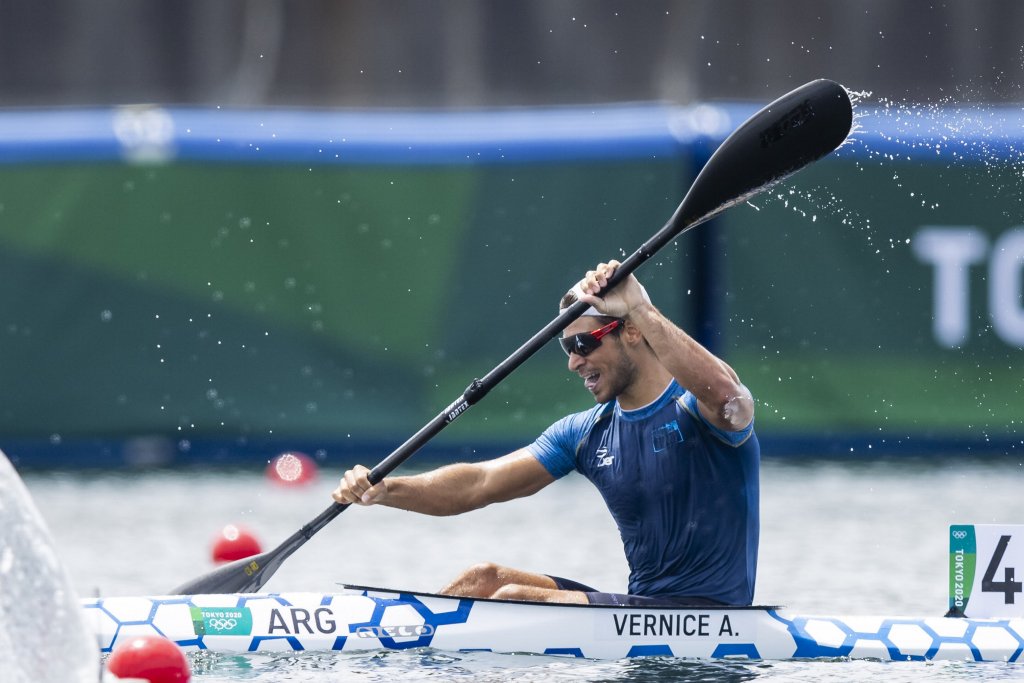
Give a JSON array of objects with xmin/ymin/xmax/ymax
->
[{"xmin": 616, "ymin": 362, "xmax": 674, "ymax": 411}]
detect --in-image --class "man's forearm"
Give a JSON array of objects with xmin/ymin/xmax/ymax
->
[{"xmin": 378, "ymin": 463, "xmax": 488, "ymax": 516}]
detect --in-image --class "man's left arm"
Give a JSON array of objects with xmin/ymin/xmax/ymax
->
[{"xmin": 628, "ymin": 303, "xmax": 754, "ymax": 432}]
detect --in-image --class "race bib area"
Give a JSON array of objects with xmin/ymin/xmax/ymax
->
[{"xmin": 949, "ymin": 524, "xmax": 1024, "ymax": 618}]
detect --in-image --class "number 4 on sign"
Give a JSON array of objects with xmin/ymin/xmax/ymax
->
[{"xmin": 982, "ymin": 535, "xmax": 1024, "ymax": 604}]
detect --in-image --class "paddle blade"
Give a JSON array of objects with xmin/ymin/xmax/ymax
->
[
  {"xmin": 674, "ymin": 78, "xmax": 853, "ymax": 230},
  {"xmin": 170, "ymin": 549, "xmax": 281, "ymax": 595},
  {"xmin": 170, "ymin": 503, "xmax": 346, "ymax": 595}
]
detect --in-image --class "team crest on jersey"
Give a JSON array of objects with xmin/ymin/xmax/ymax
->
[
  {"xmin": 595, "ymin": 446, "xmax": 615, "ymax": 468},
  {"xmin": 653, "ymin": 420, "xmax": 684, "ymax": 453}
]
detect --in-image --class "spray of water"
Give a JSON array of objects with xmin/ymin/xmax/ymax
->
[{"xmin": 0, "ymin": 452, "xmax": 98, "ymax": 682}]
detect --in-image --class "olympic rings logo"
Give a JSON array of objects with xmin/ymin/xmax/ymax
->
[
  {"xmin": 952, "ymin": 530, "xmax": 968, "ymax": 540},
  {"xmin": 207, "ymin": 618, "xmax": 239, "ymax": 630}
]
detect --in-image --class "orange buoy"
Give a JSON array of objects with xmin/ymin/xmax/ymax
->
[
  {"xmin": 210, "ymin": 523, "xmax": 262, "ymax": 564},
  {"xmin": 107, "ymin": 634, "xmax": 191, "ymax": 682}
]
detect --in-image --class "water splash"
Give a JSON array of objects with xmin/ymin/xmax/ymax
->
[
  {"xmin": 839, "ymin": 87, "xmax": 872, "ymax": 151},
  {"xmin": 752, "ymin": 87, "xmax": 1024, "ymax": 263},
  {"xmin": 845, "ymin": 90, "xmax": 1024, "ymax": 220},
  {"xmin": 0, "ymin": 451, "xmax": 98, "ymax": 682}
]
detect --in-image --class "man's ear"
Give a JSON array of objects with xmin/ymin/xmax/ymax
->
[{"xmin": 621, "ymin": 320, "xmax": 645, "ymax": 346}]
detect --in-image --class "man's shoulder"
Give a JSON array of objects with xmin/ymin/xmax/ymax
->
[
  {"xmin": 527, "ymin": 402, "xmax": 612, "ymax": 479},
  {"xmin": 558, "ymin": 400, "xmax": 614, "ymax": 432}
]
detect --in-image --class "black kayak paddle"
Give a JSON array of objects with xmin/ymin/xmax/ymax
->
[{"xmin": 171, "ymin": 78, "xmax": 853, "ymax": 595}]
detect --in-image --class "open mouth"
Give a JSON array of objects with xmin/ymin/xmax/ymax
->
[{"xmin": 583, "ymin": 371, "xmax": 600, "ymax": 392}]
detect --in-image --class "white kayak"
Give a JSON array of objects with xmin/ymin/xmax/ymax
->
[{"xmin": 81, "ymin": 584, "xmax": 1024, "ymax": 662}]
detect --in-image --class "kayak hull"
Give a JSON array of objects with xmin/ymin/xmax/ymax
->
[{"xmin": 81, "ymin": 585, "xmax": 1024, "ymax": 662}]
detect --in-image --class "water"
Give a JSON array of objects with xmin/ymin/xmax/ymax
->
[
  {"xmin": 19, "ymin": 456, "xmax": 1024, "ymax": 681},
  {"xmin": 0, "ymin": 453, "xmax": 97, "ymax": 683}
]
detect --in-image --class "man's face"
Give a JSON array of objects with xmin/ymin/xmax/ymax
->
[{"xmin": 562, "ymin": 318, "xmax": 634, "ymax": 404}]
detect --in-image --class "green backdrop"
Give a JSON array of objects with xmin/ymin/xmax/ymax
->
[
  {"xmin": 2, "ymin": 104, "xmax": 1021, "ymax": 467},
  {"xmin": 0, "ymin": 159, "xmax": 693, "ymax": 464}
]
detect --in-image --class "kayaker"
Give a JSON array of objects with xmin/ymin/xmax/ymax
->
[{"xmin": 332, "ymin": 259, "xmax": 759, "ymax": 607}]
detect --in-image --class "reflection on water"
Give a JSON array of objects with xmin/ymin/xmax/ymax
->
[
  {"xmin": 183, "ymin": 648, "xmax": 1024, "ymax": 683},
  {"xmin": 188, "ymin": 649, "xmax": 768, "ymax": 682}
]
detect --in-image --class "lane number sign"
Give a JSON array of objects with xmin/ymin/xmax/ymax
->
[{"xmin": 949, "ymin": 524, "xmax": 1024, "ymax": 617}]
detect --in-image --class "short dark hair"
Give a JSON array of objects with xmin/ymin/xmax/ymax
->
[{"xmin": 558, "ymin": 288, "xmax": 579, "ymax": 311}]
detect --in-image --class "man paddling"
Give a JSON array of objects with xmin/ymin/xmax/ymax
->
[{"xmin": 333, "ymin": 260, "xmax": 759, "ymax": 606}]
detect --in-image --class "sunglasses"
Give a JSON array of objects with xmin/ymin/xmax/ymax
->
[{"xmin": 559, "ymin": 319, "xmax": 624, "ymax": 357}]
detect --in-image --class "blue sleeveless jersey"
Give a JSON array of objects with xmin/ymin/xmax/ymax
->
[{"xmin": 528, "ymin": 381, "xmax": 759, "ymax": 605}]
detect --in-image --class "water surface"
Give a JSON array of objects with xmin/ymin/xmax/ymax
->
[{"xmin": 23, "ymin": 456, "xmax": 1024, "ymax": 681}]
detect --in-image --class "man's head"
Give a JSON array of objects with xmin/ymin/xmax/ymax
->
[{"xmin": 558, "ymin": 288, "xmax": 645, "ymax": 404}]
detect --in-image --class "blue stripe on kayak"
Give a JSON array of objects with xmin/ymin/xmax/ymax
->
[
  {"xmin": 711, "ymin": 643, "xmax": 761, "ymax": 659},
  {"xmin": 626, "ymin": 644, "xmax": 673, "ymax": 657}
]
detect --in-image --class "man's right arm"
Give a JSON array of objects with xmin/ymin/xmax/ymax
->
[{"xmin": 331, "ymin": 448, "xmax": 556, "ymax": 516}]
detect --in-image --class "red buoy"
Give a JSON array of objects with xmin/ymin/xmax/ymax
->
[
  {"xmin": 107, "ymin": 635, "xmax": 191, "ymax": 682},
  {"xmin": 265, "ymin": 451, "xmax": 319, "ymax": 486},
  {"xmin": 210, "ymin": 523, "xmax": 262, "ymax": 564}
]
